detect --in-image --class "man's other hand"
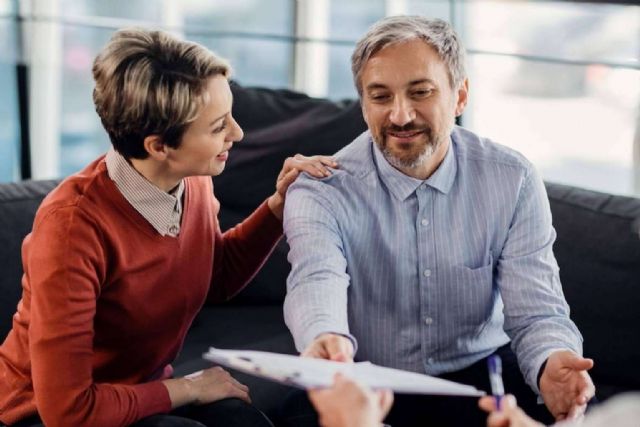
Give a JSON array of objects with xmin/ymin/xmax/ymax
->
[
  {"xmin": 540, "ymin": 350, "xmax": 595, "ymax": 421},
  {"xmin": 302, "ymin": 333, "xmax": 354, "ymax": 362}
]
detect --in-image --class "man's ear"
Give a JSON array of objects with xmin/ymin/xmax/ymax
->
[
  {"xmin": 361, "ymin": 100, "xmax": 371, "ymax": 129},
  {"xmin": 454, "ymin": 78, "xmax": 469, "ymax": 117},
  {"xmin": 142, "ymin": 135, "xmax": 168, "ymax": 161}
]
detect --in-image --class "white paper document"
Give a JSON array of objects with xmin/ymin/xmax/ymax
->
[{"xmin": 203, "ymin": 347, "xmax": 485, "ymax": 397}]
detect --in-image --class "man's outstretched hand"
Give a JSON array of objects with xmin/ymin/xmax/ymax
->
[{"xmin": 539, "ymin": 350, "xmax": 595, "ymax": 421}]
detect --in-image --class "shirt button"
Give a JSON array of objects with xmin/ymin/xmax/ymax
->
[
  {"xmin": 427, "ymin": 357, "xmax": 435, "ymax": 364},
  {"xmin": 424, "ymin": 317, "xmax": 433, "ymax": 325},
  {"xmin": 421, "ymin": 218, "xmax": 429, "ymax": 226},
  {"xmin": 421, "ymin": 184, "xmax": 428, "ymax": 190},
  {"xmin": 423, "ymin": 269, "xmax": 431, "ymax": 277},
  {"xmin": 169, "ymin": 225, "xmax": 179, "ymax": 234}
]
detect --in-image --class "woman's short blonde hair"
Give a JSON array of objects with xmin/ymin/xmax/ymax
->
[{"xmin": 92, "ymin": 28, "xmax": 230, "ymax": 159}]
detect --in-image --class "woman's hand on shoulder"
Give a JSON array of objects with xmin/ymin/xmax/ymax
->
[
  {"xmin": 268, "ymin": 154, "xmax": 338, "ymax": 220},
  {"xmin": 163, "ymin": 366, "xmax": 250, "ymax": 409}
]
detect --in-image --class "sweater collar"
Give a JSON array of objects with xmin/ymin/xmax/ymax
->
[{"xmin": 105, "ymin": 148, "xmax": 185, "ymax": 237}]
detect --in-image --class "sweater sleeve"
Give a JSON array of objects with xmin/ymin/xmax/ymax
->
[
  {"xmin": 208, "ymin": 200, "xmax": 283, "ymax": 303},
  {"xmin": 26, "ymin": 207, "xmax": 171, "ymax": 427}
]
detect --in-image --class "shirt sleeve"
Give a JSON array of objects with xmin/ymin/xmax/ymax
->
[
  {"xmin": 208, "ymin": 199, "xmax": 283, "ymax": 303},
  {"xmin": 27, "ymin": 207, "xmax": 171, "ymax": 427},
  {"xmin": 497, "ymin": 166, "xmax": 583, "ymax": 394},
  {"xmin": 282, "ymin": 177, "xmax": 357, "ymax": 353}
]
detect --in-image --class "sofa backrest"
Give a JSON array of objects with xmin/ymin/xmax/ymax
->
[
  {"xmin": 0, "ymin": 180, "xmax": 59, "ymax": 338},
  {"xmin": 546, "ymin": 182, "xmax": 640, "ymax": 397}
]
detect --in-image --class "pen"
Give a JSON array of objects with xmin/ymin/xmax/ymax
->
[{"xmin": 487, "ymin": 354, "xmax": 505, "ymax": 410}]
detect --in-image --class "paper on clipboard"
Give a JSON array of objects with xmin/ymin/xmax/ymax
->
[{"xmin": 203, "ymin": 347, "xmax": 485, "ymax": 396}]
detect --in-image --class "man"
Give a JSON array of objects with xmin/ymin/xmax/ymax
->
[{"xmin": 282, "ymin": 15, "xmax": 594, "ymax": 426}]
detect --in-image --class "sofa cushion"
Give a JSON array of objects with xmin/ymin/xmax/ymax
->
[
  {"xmin": 546, "ymin": 182, "xmax": 640, "ymax": 399},
  {"xmin": 0, "ymin": 180, "xmax": 59, "ymax": 338}
]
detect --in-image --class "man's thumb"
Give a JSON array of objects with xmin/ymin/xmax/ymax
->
[{"xmin": 569, "ymin": 354, "xmax": 594, "ymax": 370}]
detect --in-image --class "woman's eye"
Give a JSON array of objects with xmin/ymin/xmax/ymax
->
[{"xmin": 212, "ymin": 123, "xmax": 227, "ymax": 134}]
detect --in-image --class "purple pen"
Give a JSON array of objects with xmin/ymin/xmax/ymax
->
[{"xmin": 488, "ymin": 355, "xmax": 505, "ymax": 410}]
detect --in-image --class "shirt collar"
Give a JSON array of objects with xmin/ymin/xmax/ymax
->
[
  {"xmin": 425, "ymin": 136, "xmax": 457, "ymax": 195},
  {"xmin": 372, "ymin": 135, "xmax": 457, "ymax": 202},
  {"xmin": 105, "ymin": 148, "xmax": 185, "ymax": 236}
]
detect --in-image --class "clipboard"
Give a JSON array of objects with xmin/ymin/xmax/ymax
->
[{"xmin": 202, "ymin": 347, "xmax": 485, "ymax": 396}]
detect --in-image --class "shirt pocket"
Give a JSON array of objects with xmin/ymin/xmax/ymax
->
[{"xmin": 448, "ymin": 255, "xmax": 495, "ymax": 328}]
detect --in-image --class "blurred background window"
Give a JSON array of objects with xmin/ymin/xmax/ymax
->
[
  {"xmin": 459, "ymin": 1, "xmax": 640, "ymax": 198},
  {"xmin": 0, "ymin": 0, "xmax": 20, "ymax": 182},
  {"xmin": 2, "ymin": 0, "xmax": 639, "ymax": 198}
]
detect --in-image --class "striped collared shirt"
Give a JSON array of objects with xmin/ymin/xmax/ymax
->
[
  {"xmin": 105, "ymin": 149, "xmax": 184, "ymax": 237},
  {"xmin": 283, "ymin": 126, "xmax": 583, "ymax": 394}
]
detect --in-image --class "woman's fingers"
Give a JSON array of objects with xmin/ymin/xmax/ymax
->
[{"xmin": 280, "ymin": 155, "xmax": 338, "ymax": 179}]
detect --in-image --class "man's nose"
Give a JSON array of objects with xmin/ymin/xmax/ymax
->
[{"xmin": 389, "ymin": 98, "xmax": 416, "ymax": 127}]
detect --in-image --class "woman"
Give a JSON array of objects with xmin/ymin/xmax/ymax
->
[{"xmin": 0, "ymin": 28, "xmax": 335, "ymax": 427}]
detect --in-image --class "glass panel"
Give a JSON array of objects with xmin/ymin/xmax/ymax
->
[
  {"xmin": 184, "ymin": 0, "xmax": 294, "ymax": 88},
  {"xmin": 0, "ymin": 15, "xmax": 20, "ymax": 182},
  {"xmin": 184, "ymin": 0, "xmax": 295, "ymax": 87},
  {"xmin": 326, "ymin": 0, "xmax": 385, "ymax": 100},
  {"xmin": 60, "ymin": 25, "xmax": 112, "ymax": 176},
  {"xmin": 59, "ymin": 0, "xmax": 164, "ymax": 21},
  {"xmin": 461, "ymin": 1, "xmax": 640, "ymax": 66},
  {"xmin": 329, "ymin": 0, "xmax": 385, "ymax": 40},
  {"xmin": 465, "ymin": 54, "xmax": 640, "ymax": 197},
  {"xmin": 406, "ymin": 0, "xmax": 452, "ymax": 21},
  {"xmin": 0, "ymin": 0, "xmax": 15, "ymax": 15},
  {"xmin": 183, "ymin": 0, "xmax": 293, "ymax": 37},
  {"xmin": 189, "ymin": 35, "xmax": 291, "ymax": 89},
  {"xmin": 328, "ymin": 44, "xmax": 357, "ymax": 100}
]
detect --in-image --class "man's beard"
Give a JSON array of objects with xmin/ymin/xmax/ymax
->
[{"xmin": 374, "ymin": 123, "xmax": 443, "ymax": 170}]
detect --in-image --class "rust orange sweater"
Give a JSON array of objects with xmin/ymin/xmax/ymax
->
[{"xmin": 0, "ymin": 157, "xmax": 282, "ymax": 427}]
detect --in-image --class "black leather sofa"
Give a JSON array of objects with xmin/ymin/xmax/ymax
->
[{"xmin": 1, "ymin": 84, "xmax": 639, "ymax": 423}]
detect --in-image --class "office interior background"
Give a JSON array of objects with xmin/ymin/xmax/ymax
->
[{"xmin": 1, "ymin": 0, "xmax": 639, "ymax": 197}]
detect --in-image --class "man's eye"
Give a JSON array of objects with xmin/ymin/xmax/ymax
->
[
  {"xmin": 412, "ymin": 89, "xmax": 432, "ymax": 97},
  {"xmin": 370, "ymin": 94, "xmax": 390, "ymax": 102}
]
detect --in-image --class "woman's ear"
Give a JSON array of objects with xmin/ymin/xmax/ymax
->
[{"xmin": 142, "ymin": 135, "xmax": 168, "ymax": 160}]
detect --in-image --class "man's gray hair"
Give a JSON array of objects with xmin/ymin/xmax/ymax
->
[{"xmin": 351, "ymin": 15, "xmax": 467, "ymax": 95}]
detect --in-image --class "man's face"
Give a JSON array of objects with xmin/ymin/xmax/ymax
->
[{"xmin": 359, "ymin": 39, "xmax": 468, "ymax": 173}]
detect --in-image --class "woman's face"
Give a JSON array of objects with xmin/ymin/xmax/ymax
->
[{"xmin": 166, "ymin": 75, "xmax": 244, "ymax": 178}]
